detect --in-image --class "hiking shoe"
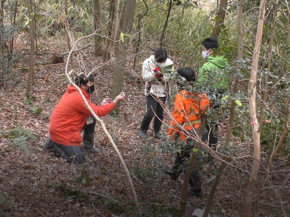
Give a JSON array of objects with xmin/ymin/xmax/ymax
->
[
  {"xmin": 153, "ymin": 131, "xmax": 164, "ymax": 140},
  {"xmin": 189, "ymin": 189, "xmax": 203, "ymax": 197},
  {"xmin": 43, "ymin": 137, "xmax": 54, "ymax": 152},
  {"xmin": 139, "ymin": 129, "xmax": 147, "ymax": 139},
  {"xmin": 165, "ymin": 171, "xmax": 179, "ymax": 181},
  {"xmin": 82, "ymin": 147, "xmax": 100, "ymax": 154}
]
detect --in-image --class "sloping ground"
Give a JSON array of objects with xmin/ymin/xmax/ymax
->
[{"xmin": 0, "ymin": 48, "xmax": 289, "ymax": 217}]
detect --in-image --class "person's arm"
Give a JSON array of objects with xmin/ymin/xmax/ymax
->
[
  {"xmin": 168, "ymin": 94, "xmax": 185, "ymax": 137},
  {"xmin": 113, "ymin": 92, "xmax": 125, "ymax": 105},
  {"xmin": 142, "ymin": 59, "xmax": 155, "ymax": 82},
  {"xmin": 199, "ymin": 93, "xmax": 210, "ymax": 116}
]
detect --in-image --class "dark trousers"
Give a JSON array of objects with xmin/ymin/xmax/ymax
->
[
  {"xmin": 45, "ymin": 117, "xmax": 96, "ymax": 164},
  {"xmin": 54, "ymin": 142, "xmax": 83, "ymax": 164},
  {"xmin": 172, "ymin": 128, "xmax": 208, "ymax": 191},
  {"xmin": 140, "ymin": 95, "xmax": 166, "ymax": 132}
]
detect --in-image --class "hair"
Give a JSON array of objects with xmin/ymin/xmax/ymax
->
[
  {"xmin": 154, "ymin": 49, "xmax": 168, "ymax": 63},
  {"xmin": 177, "ymin": 67, "xmax": 195, "ymax": 82},
  {"xmin": 75, "ymin": 73, "xmax": 94, "ymax": 87},
  {"xmin": 201, "ymin": 37, "xmax": 219, "ymax": 50}
]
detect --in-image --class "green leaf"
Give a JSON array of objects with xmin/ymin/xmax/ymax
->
[
  {"xmin": 23, "ymin": 98, "xmax": 32, "ymax": 105},
  {"xmin": 29, "ymin": 106, "xmax": 43, "ymax": 115},
  {"xmin": 120, "ymin": 32, "xmax": 131, "ymax": 43},
  {"xmin": 222, "ymin": 95, "xmax": 230, "ymax": 101},
  {"xmin": 24, "ymin": 15, "xmax": 30, "ymax": 27},
  {"xmin": 234, "ymin": 99, "xmax": 242, "ymax": 107},
  {"xmin": 192, "ymin": 148, "xmax": 199, "ymax": 153}
]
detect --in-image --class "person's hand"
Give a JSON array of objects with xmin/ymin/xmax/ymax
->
[
  {"xmin": 113, "ymin": 92, "xmax": 126, "ymax": 104},
  {"xmin": 100, "ymin": 98, "xmax": 112, "ymax": 105}
]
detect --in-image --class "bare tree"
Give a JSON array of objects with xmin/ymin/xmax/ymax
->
[
  {"xmin": 92, "ymin": 0, "xmax": 102, "ymax": 56},
  {"xmin": 211, "ymin": 0, "xmax": 227, "ymax": 38},
  {"xmin": 202, "ymin": 1, "xmax": 244, "ymax": 216},
  {"xmin": 26, "ymin": 0, "xmax": 35, "ymax": 97},
  {"xmin": 104, "ymin": 0, "xmax": 120, "ymax": 60},
  {"xmin": 110, "ymin": 0, "xmax": 136, "ymax": 115},
  {"xmin": 160, "ymin": 0, "xmax": 173, "ymax": 47},
  {"xmin": 243, "ymin": 0, "xmax": 266, "ymax": 215}
]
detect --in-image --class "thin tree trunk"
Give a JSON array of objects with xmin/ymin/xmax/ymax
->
[
  {"xmin": 104, "ymin": 0, "xmax": 120, "ymax": 60},
  {"xmin": 64, "ymin": 0, "xmax": 74, "ymax": 69},
  {"xmin": 26, "ymin": 0, "xmax": 35, "ymax": 97},
  {"xmin": 243, "ymin": 0, "xmax": 266, "ymax": 216},
  {"xmin": 133, "ymin": 0, "xmax": 148, "ymax": 69},
  {"xmin": 259, "ymin": 3, "xmax": 278, "ymax": 132},
  {"xmin": 92, "ymin": 0, "xmax": 102, "ymax": 56},
  {"xmin": 202, "ymin": 1, "xmax": 244, "ymax": 216},
  {"xmin": 211, "ymin": 0, "xmax": 227, "ymax": 38},
  {"xmin": 110, "ymin": 0, "xmax": 136, "ymax": 115},
  {"xmin": 179, "ymin": 116, "xmax": 206, "ymax": 217},
  {"xmin": 160, "ymin": 0, "xmax": 172, "ymax": 47}
]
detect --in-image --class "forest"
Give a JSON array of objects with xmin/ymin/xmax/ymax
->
[{"xmin": 0, "ymin": 0, "xmax": 290, "ymax": 216}]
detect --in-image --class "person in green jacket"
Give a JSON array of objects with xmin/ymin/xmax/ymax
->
[{"xmin": 197, "ymin": 37, "xmax": 229, "ymax": 148}]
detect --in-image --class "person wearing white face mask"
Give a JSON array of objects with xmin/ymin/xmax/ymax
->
[
  {"xmin": 139, "ymin": 49, "xmax": 174, "ymax": 139},
  {"xmin": 197, "ymin": 37, "xmax": 229, "ymax": 148}
]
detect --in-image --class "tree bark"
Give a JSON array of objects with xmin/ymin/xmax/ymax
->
[
  {"xmin": 211, "ymin": 0, "xmax": 227, "ymax": 38},
  {"xmin": 160, "ymin": 0, "xmax": 173, "ymax": 47},
  {"xmin": 92, "ymin": 0, "xmax": 102, "ymax": 56},
  {"xmin": 243, "ymin": 0, "xmax": 266, "ymax": 216},
  {"xmin": 26, "ymin": 0, "xmax": 35, "ymax": 97},
  {"xmin": 110, "ymin": 0, "xmax": 136, "ymax": 115},
  {"xmin": 104, "ymin": 0, "xmax": 120, "ymax": 60},
  {"xmin": 202, "ymin": 1, "xmax": 244, "ymax": 216},
  {"xmin": 180, "ymin": 116, "xmax": 207, "ymax": 216}
]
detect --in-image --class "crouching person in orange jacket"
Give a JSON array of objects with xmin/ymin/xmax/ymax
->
[
  {"xmin": 45, "ymin": 74, "xmax": 125, "ymax": 164},
  {"xmin": 166, "ymin": 67, "xmax": 209, "ymax": 197}
]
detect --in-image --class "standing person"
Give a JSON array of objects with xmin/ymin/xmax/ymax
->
[
  {"xmin": 44, "ymin": 74, "xmax": 125, "ymax": 164},
  {"xmin": 139, "ymin": 49, "xmax": 174, "ymax": 139},
  {"xmin": 198, "ymin": 37, "xmax": 229, "ymax": 148},
  {"xmin": 166, "ymin": 67, "xmax": 209, "ymax": 196}
]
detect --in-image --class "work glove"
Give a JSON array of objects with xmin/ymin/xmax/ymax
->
[{"xmin": 154, "ymin": 67, "xmax": 163, "ymax": 79}]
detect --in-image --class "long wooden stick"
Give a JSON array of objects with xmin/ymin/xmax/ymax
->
[{"xmin": 63, "ymin": 29, "xmax": 139, "ymax": 206}]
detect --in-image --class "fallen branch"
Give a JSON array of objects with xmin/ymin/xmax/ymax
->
[{"xmin": 63, "ymin": 30, "xmax": 139, "ymax": 206}]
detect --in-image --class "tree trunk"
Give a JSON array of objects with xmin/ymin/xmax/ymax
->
[
  {"xmin": 104, "ymin": 0, "xmax": 120, "ymax": 59},
  {"xmin": 202, "ymin": 1, "xmax": 244, "ymax": 216},
  {"xmin": 243, "ymin": 0, "xmax": 266, "ymax": 216},
  {"xmin": 92, "ymin": 0, "xmax": 102, "ymax": 56},
  {"xmin": 160, "ymin": 0, "xmax": 172, "ymax": 47},
  {"xmin": 64, "ymin": 0, "xmax": 74, "ymax": 69},
  {"xmin": 26, "ymin": 0, "xmax": 35, "ymax": 97},
  {"xmin": 180, "ymin": 116, "xmax": 207, "ymax": 216},
  {"xmin": 211, "ymin": 0, "xmax": 227, "ymax": 38},
  {"xmin": 110, "ymin": 0, "xmax": 136, "ymax": 115}
]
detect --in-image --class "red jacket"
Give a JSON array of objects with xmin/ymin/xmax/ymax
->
[
  {"xmin": 168, "ymin": 90, "xmax": 209, "ymax": 140},
  {"xmin": 49, "ymin": 85, "xmax": 115, "ymax": 146}
]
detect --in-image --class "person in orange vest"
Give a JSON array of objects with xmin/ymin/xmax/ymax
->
[
  {"xmin": 44, "ymin": 74, "xmax": 125, "ymax": 164},
  {"xmin": 166, "ymin": 67, "xmax": 209, "ymax": 197}
]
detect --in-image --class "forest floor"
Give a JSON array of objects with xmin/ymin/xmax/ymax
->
[{"xmin": 0, "ymin": 46, "xmax": 289, "ymax": 217}]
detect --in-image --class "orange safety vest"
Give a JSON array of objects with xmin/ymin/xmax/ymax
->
[{"xmin": 168, "ymin": 90, "xmax": 209, "ymax": 140}]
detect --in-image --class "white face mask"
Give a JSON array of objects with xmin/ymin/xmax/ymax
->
[{"xmin": 202, "ymin": 50, "xmax": 209, "ymax": 59}]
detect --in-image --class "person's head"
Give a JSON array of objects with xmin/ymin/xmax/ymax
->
[
  {"xmin": 177, "ymin": 67, "xmax": 195, "ymax": 88},
  {"xmin": 201, "ymin": 37, "xmax": 219, "ymax": 58},
  {"xmin": 154, "ymin": 49, "xmax": 168, "ymax": 63},
  {"xmin": 75, "ymin": 73, "xmax": 95, "ymax": 94}
]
